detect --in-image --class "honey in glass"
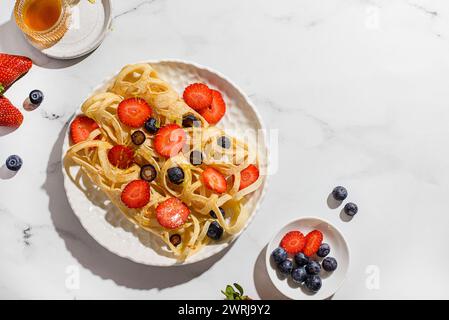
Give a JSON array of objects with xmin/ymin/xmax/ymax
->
[{"xmin": 14, "ymin": 0, "xmax": 71, "ymax": 47}]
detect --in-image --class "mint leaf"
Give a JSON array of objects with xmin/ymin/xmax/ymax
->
[{"xmin": 234, "ymin": 283, "xmax": 244, "ymax": 295}]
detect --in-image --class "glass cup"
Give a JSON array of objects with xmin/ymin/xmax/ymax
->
[{"xmin": 14, "ymin": 0, "xmax": 71, "ymax": 47}]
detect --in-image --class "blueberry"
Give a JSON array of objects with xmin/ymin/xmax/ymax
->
[
  {"xmin": 271, "ymin": 247, "xmax": 287, "ymax": 265},
  {"xmin": 209, "ymin": 207, "xmax": 225, "ymax": 219},
  {"xmin": 317, "ymin": 243, "xmax": 330, "ymax": 258},
  {"xmin": 144, "ymin": 118, "xmax": 159, "ymax": 134},
  {"xmin": 322, "ymin": 257, "xmax": 338, "ymax": 272},
  {"xmin": 189, "ymin": 150, "xmax": 203, "ymax": 166},
  {"xmin": 291, "ymin": 267, "xmax": 307, "ymax": 284},
  {"xmin": 217, "ymin": 136, "xmax": 231, "ymax": 149},
  {"xmin": 207, "ymin": 221, "xmax": 223, "ymax": 240},
  {"xmin": 332, "ymin": 186, "xmax": 348, "ymax": 201},
  {"xmin": 344, "ymin": 202, "xmax": 358, "ymax": 216},
  {"xmin": 5, "ymin": 155, "xmax": 22, "ymax": 171},
  {"xmin": 29, "ymin": 90, "xmax": 44, "ymax": 105},
  {"xmin": 294, "ymin": 252, "xmax": 309, "ymax": 266},
  {"xmin": 131, "ymin": 130, "xmax": 146, "ymax": 145},
  {"xmin": 182, "ymin": 114, "xmax": 201, "ymax": 127},
  {"xmin": 305, "ymin": 260, "xmax": 321, "ymax": 275},
  {"xmin": 305, "ymin": 275, "xmax": 322, "ymax": 292},
  {"xmin": 169, "ymin": 234, "xmax": 181, "ymax": 247},
  {"xmin": 167, "ymin": 167, "xmax": 184, "ymax": 185},
  {"xmin": 140, "ymin": 164, "xmax": 157, "ymax": 182},
  {"xmin": 277, "ymin": 259, "xmax": 293, "ymax": 275}
]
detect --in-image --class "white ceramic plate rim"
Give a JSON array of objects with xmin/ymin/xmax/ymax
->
[
  {"xmin": 62, "ymin": 59, "xmax": 269, "ymax": 266},
  {"xmin": 265, "ymin": 216, "xmax": 350, "ymax": 299}
]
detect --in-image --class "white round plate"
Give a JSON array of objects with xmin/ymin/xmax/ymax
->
[
  {"xmin": 62, "ymin": 60, "xmax": 268, "ymax": 266},
  {"xmin": 28, "ymin": 0, "xmax": 112, "ymax": 59},
  {"xmin": 265, "ymin": 217, "xmax": 350, "ymax": 300}
]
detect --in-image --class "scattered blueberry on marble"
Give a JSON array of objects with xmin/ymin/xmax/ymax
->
[
  {"xmin": 294, "ymin": 252, "xmax": 309, "ymax": 266},
  {"xmin": 344, "ymin": 202, "xmax": 358, "ymax": 216},
  {"xmin": 29, "ymin": 89, "xmax": 44, "ymax": 105},
  {"xmin": 5, "ymin": 155, "xmax": 22, "ymax": 171},
  {"xmin": 305, "ymin": 275, "xmax": 322, "ymax": 292},
  {"xmin": 332, "ymin": 186, "xmax": 348, "ymax": 201},
  {"xmin": 305, "ymin": 260, "xmax": 321, "ymax": 275},
  {"xmin": 207, "ymin": 221, "xmax": 223, "ymax": 240},
  {"xmin": 271, "ymin": 247, "xmax": 288, "ymax": 265},
  {"xmin": 291, "ymin": 267, "xmax": 307, "ymax": 284},
  {"xmin": 278, "ymin": 259, "xmax": 293, "ymax": 275},
  {"xmin": 322, "ymin": 257, "xmax": 338, "ymax": 272},
  {"xmin": 317, "ymin": 243, "xmax": 330, "ymax": 257}
]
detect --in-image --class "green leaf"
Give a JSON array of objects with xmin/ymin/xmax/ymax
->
[
  {"xmin": 234, "ymin": 283, "xmax": 244, "ymax": 295},
  {"xmin": 0, "ymin": 83, "xmax": 4, "ymax": 96},
  {"xmin": 226, "ymin": 285, "xmax": 235, "ymax": 295}
]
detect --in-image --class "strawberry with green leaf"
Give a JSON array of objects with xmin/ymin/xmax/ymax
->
[{"xmin": 0, "ymin": 53, "xmax": 32, "ymax": 94}]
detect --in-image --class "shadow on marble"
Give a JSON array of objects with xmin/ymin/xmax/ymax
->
[
  {"xmin": 42, "ymin": 124, "xmax": 230, "ymax": 290},
  {"xmin": 0, "ymin": 126, "xmax": 20, "ymax": 137},
  {"xmin": 0, "ymin": 14, "xmax": 93, "ymax": 69},
  {"xmin": 0, "ymin": 164, "xmax": 17, "ymax": 180},
  {"xmin": 339, "ymin": 208, "xmax": 354, "ymax": 222},
  {"xmin": 326, "ymin": 192, "xmax": 342, "ymax": 209}
]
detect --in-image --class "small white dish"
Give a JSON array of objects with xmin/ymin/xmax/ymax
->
[
  {"xmin": 28, "ymin": 0, "xmax": 112, "ymax": 60},
  {"xmin": 265, "ymin": 217, "xmax": 350, "ymax": 300}
]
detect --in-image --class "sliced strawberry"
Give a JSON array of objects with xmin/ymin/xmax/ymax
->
[
  {"xmin": 280, "ymin": 231, "xmax": 306, "ymax": 254},
  {"xmin": 156, "ymin": 198, "xmax": 190, "ymax": 229},
  {"xmin": 117, "ymin": 98, "xmax": 152, "ymax": 128},
  {"xmin": 199, "ymin": 90, "xmax": 226, "ymax": 124},
  {"xmin": 239, "ymin": 164, "xmax": 259, "ymax": 190},
  {"xmin": 202, "ymin": 167, "xmax": 227, "ymax": 193},
  {"xmin": 121, "ymin": 180, "xmax": 150, "ymax": 209},
  {"xmin": 0, "ymin": 96, "xmax": 23, "ymax": 127},
  {"xmin": 183, "ymin": 83, "xmax": 213, "ymax": 111},
  {"xmin": 154, "ymin": 124, "xmax": 186, "ymax": 158},
  {"xmin": 108, "ymin": 145, "xmax": 134, "ymax": 169},
  {"xmin": 303, "ymin": 230, "xmax": 324, "ymax": 257},
  {"xmin": 70, "ymin": 115, "xmax": 99, "ymax": 144},
  {"xmin": 0, "ymin": 54, "xmax": 32, "ymax": 92}
]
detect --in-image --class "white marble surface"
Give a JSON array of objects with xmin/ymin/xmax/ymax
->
[{"xmin": 1, "ymin": 0, "xmax": 449, "ymax": 299}]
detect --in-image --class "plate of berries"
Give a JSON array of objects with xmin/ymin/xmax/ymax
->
[{"xmin": 266, "ymin": 217, "xmax": 350, "ymax": 300}]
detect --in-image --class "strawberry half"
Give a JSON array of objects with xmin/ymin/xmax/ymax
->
[
  {"xmin": 202, "ymin": 167, "xmax": 227, "ymax": 193},
  {"xmin": 0, "ymin": 54, "xmax": 32, "ymax": 93},
  {"xmin": 199, "ymin": 89, "xmax": 226, "ymax": 124},
  {"xmin": 70, "ymin": 115, "xmax": 99, "ymax": 144},
  {"xmin": 117, "ymin": 98, "xmax": 152, "ymax": 128},
  {"xmin": 0, "ymin": 96, "xmax": 23, "ymax": 127},
  {"xmin": 156, "ymin": 198, "xmax": 190, "ymax": 229},
  {"xmin": 303, "ymin": 230, "xmax": 324, "ymax": 257},
  {"xmin": 183, "ymin": 83, "xmax": 213, "ymax": 111},
  {"xmin": 280, "ymin": 231, "xmax": 306, "ymax": 254},
  {"xmin": 108, "ymin": 145, "xmax": 134, "ymax": 169},
  {"xmin": 154, "ymin": 124, "xmax": 186, "ymax": 158},
  {"xmin": 239, "ymin": 164, "xmax": 259, "ymax": 190},
  {"xmin": 121, "ymin": 180, "xmax": 150, "ymax": 209}
]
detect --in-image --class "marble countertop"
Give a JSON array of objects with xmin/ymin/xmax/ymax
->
[{"xmin": 1, "ymin": 0, "xmax": 449, "ymax": 299}]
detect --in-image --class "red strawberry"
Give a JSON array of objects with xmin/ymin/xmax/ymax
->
[
  {"xmin": 202, "ymin": 167, "xmax": 227, "ymax": 193},
  {"xmin": 121, "ymin": 180, "xmax": 150, "ymax": 209},
  {"xmin": 156, "ymin": 198, "xmax": 190, "ymax": 229},
  {"xmin": 280, "ymin": 231, "xmax": 306, "ymax": 254},
  {"xmin": 154, "ymin": 124, "xmax": 186, "ymax": 158},
  {"xmin": 117, "ymin": 98, "xmax": 152, "ymax": 128},
  {"xmin": 108, "ymin": 145, "xmax": 134, "ymax": 169},
  {"xmin": 0, "ymin": 96, "xmax": 23, "ymax": 127},
  {"xmin": 70, "ymin": 115, "xmax": 99, "ymax": 144},
  {"xmin": 199, "ymin": 90, "xmax": 226, "ymax": 124},
  {"xmin": 183, "ymin": 83, "xmax": 213, "ymax": 111},
  {"xmin": 303, "ymin": 230, "xmax": 324, "ymax": 257},
  {"xmin": 239, "ymin": 164, "xmax": 259, "ymax": 190},
  {"xmin": 0, "ymin": 54, "xmax": 32, "ymax": 93}
]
